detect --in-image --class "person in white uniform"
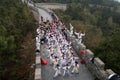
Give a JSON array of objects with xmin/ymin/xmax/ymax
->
[
  {"xmin": 36, "ymin": 27, "xmax": 41, "ymax": 34},
  {"xmin": 54, "ymin": 64, "xmax": 61, "ymax": 78},
  {"xmin": 69, "ymin": 55, "xmax": 76, "ymax": 67},
  {"xmin": 62, "ymin": 64, "xmax": 71, "ymax": 76},
  {"xmin": 69, "ymin": 23, "xmax": 74, "ymax": 37},
  {"xmin": 74, "ymin": 31, "xmax": 85, "ymax": 44},
  {"xmin": 36, "ymin": 35, "xmax": 40, "ymax": 51},
  {"xmin": 60, "ymin": 54, "xmax": 66, "ymax": 67},
  {"xmin": 71, "ymin": 61, "xmax": 79, "ymax": 74},
  {"xmin": 36, "ymin": 35, "xmax": 40, "ymax": 43},
  {"xmin": 49, "ymin": 54, "xmax": 54, "ymax": 65},
  {"xmin": 53, "ymin": 56, "xmax": 59, "ymax": 68}
]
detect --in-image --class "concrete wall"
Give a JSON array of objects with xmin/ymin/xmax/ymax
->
[
  {"xmin": 35, "ymin": 52, "xmax": 41, "ymax": 80},
  {"xmin": 66, "ymin": 30, "xmax": 117, "ymax": 80},
  {"xmin": 22, "ymin": 1, "xmax": 42, "ymax": 80}
]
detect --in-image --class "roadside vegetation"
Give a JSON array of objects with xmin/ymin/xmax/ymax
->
[
  {"xmin": 0, "ymin": 0, "xmax": 37, "ymax": 80},
  {"xmin": 54, "ymin": 3, "xmax": 120, "ymax": 74}
]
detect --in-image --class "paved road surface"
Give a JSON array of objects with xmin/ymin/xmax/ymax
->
[
  {"xmin": 38, "ymin": 8, "xmax": 52, "ymax": 22},
  {"xmin": 38, "ymin": 8, "xmax": 94, "ymax": 80},
  {"xmin": 27, "ymin": 1, "xmax": 53, "ymax": 22},
  {"xmin": 40, "ymin": 44, "xmax": 94, "ymax": 80}
]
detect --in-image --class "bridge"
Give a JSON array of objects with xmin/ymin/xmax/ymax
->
[{"xmin": 22, "ymin": 0, "xmax": 120, "ymax": 80}]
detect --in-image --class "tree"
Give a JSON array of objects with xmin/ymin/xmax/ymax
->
[
  {"xmin": 54, "ymin": 0, "xmax": 120, "ymax": 74},
  {"xmin": 0, "ymin": 0, "xmax": 37, "ymax": 79}
]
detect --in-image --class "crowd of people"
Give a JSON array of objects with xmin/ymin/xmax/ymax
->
[
  {"xmin": 35, "ymin": 14, "xmax": 120, "ymax": 80},
  {"xmin": 35, "ymin": 16, "xmax": 86, "ymax": 78}
]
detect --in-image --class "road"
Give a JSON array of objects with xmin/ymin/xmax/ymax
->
[
  {"xmin": 40, "ymin": 44, "xmax": 94, "ymax": 80},
  {"xmin": 38, "ymin": 8, "xmax": 52, "ymax": 22},
  {"xmin": 38, "ymin": 8, "xmax": 94, "ymax": 80}
]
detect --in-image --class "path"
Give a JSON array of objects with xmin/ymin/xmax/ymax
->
[{"xmin": 38, "ymin": 8, "xmax": 94, "ymax": 80}]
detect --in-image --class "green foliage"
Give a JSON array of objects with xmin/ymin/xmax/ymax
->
[
  {"xmin": 33, "ymin": 0, "xmax": 120, "ymax": 6},
  {"xmin": 93, "ymin": 29, "xmax": 120, "ymax": 73},
  {"xmin": 0, "ymin": 0, "xmax": 36, "ymax": 79},
  {"xmin": 54, "ymin": 1, "xmax": 120, "ymax": 74}
]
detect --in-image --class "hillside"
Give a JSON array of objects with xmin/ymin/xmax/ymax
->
[{"xmin": 0, "ymin": 0, "xmax": 37, "ymax": 80}]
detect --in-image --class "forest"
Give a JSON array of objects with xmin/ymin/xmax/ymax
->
[
  {"xmin": 34, "ymin": 0, "xmax": 120, "ymax": 74},
  {"xmin": 0, "ymin": 0, "xmax": 37, "ymax": 80}
]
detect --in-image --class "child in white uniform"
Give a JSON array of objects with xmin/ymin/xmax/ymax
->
[
  {"xmin": 69, "ymin": 55, "xmax": 76, "ymax": 67},
  {"xmin": 53, "ymin": 56, "xmax": 59, "ymax": 68},
  {"xmin": 62, "ymin": 64, "xmax": 71, "ymax": 76},
  {"xmin": 71, "ymin": 61, "xmax": 79, "ymax": 74},
  {"xmin": 49, "ymin": 54, "xmax": 54, "ymax": 65},
  {"xmin": 54, "ymin": 64, "xmax": 61, "ymax": 77},
  {"xmin": 69, "ymin": 23, "xmax": 74, "ymax": 37},
  {"xmin": 60, "ymin": 55, "xmax": 66, "ymax": 67}
]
